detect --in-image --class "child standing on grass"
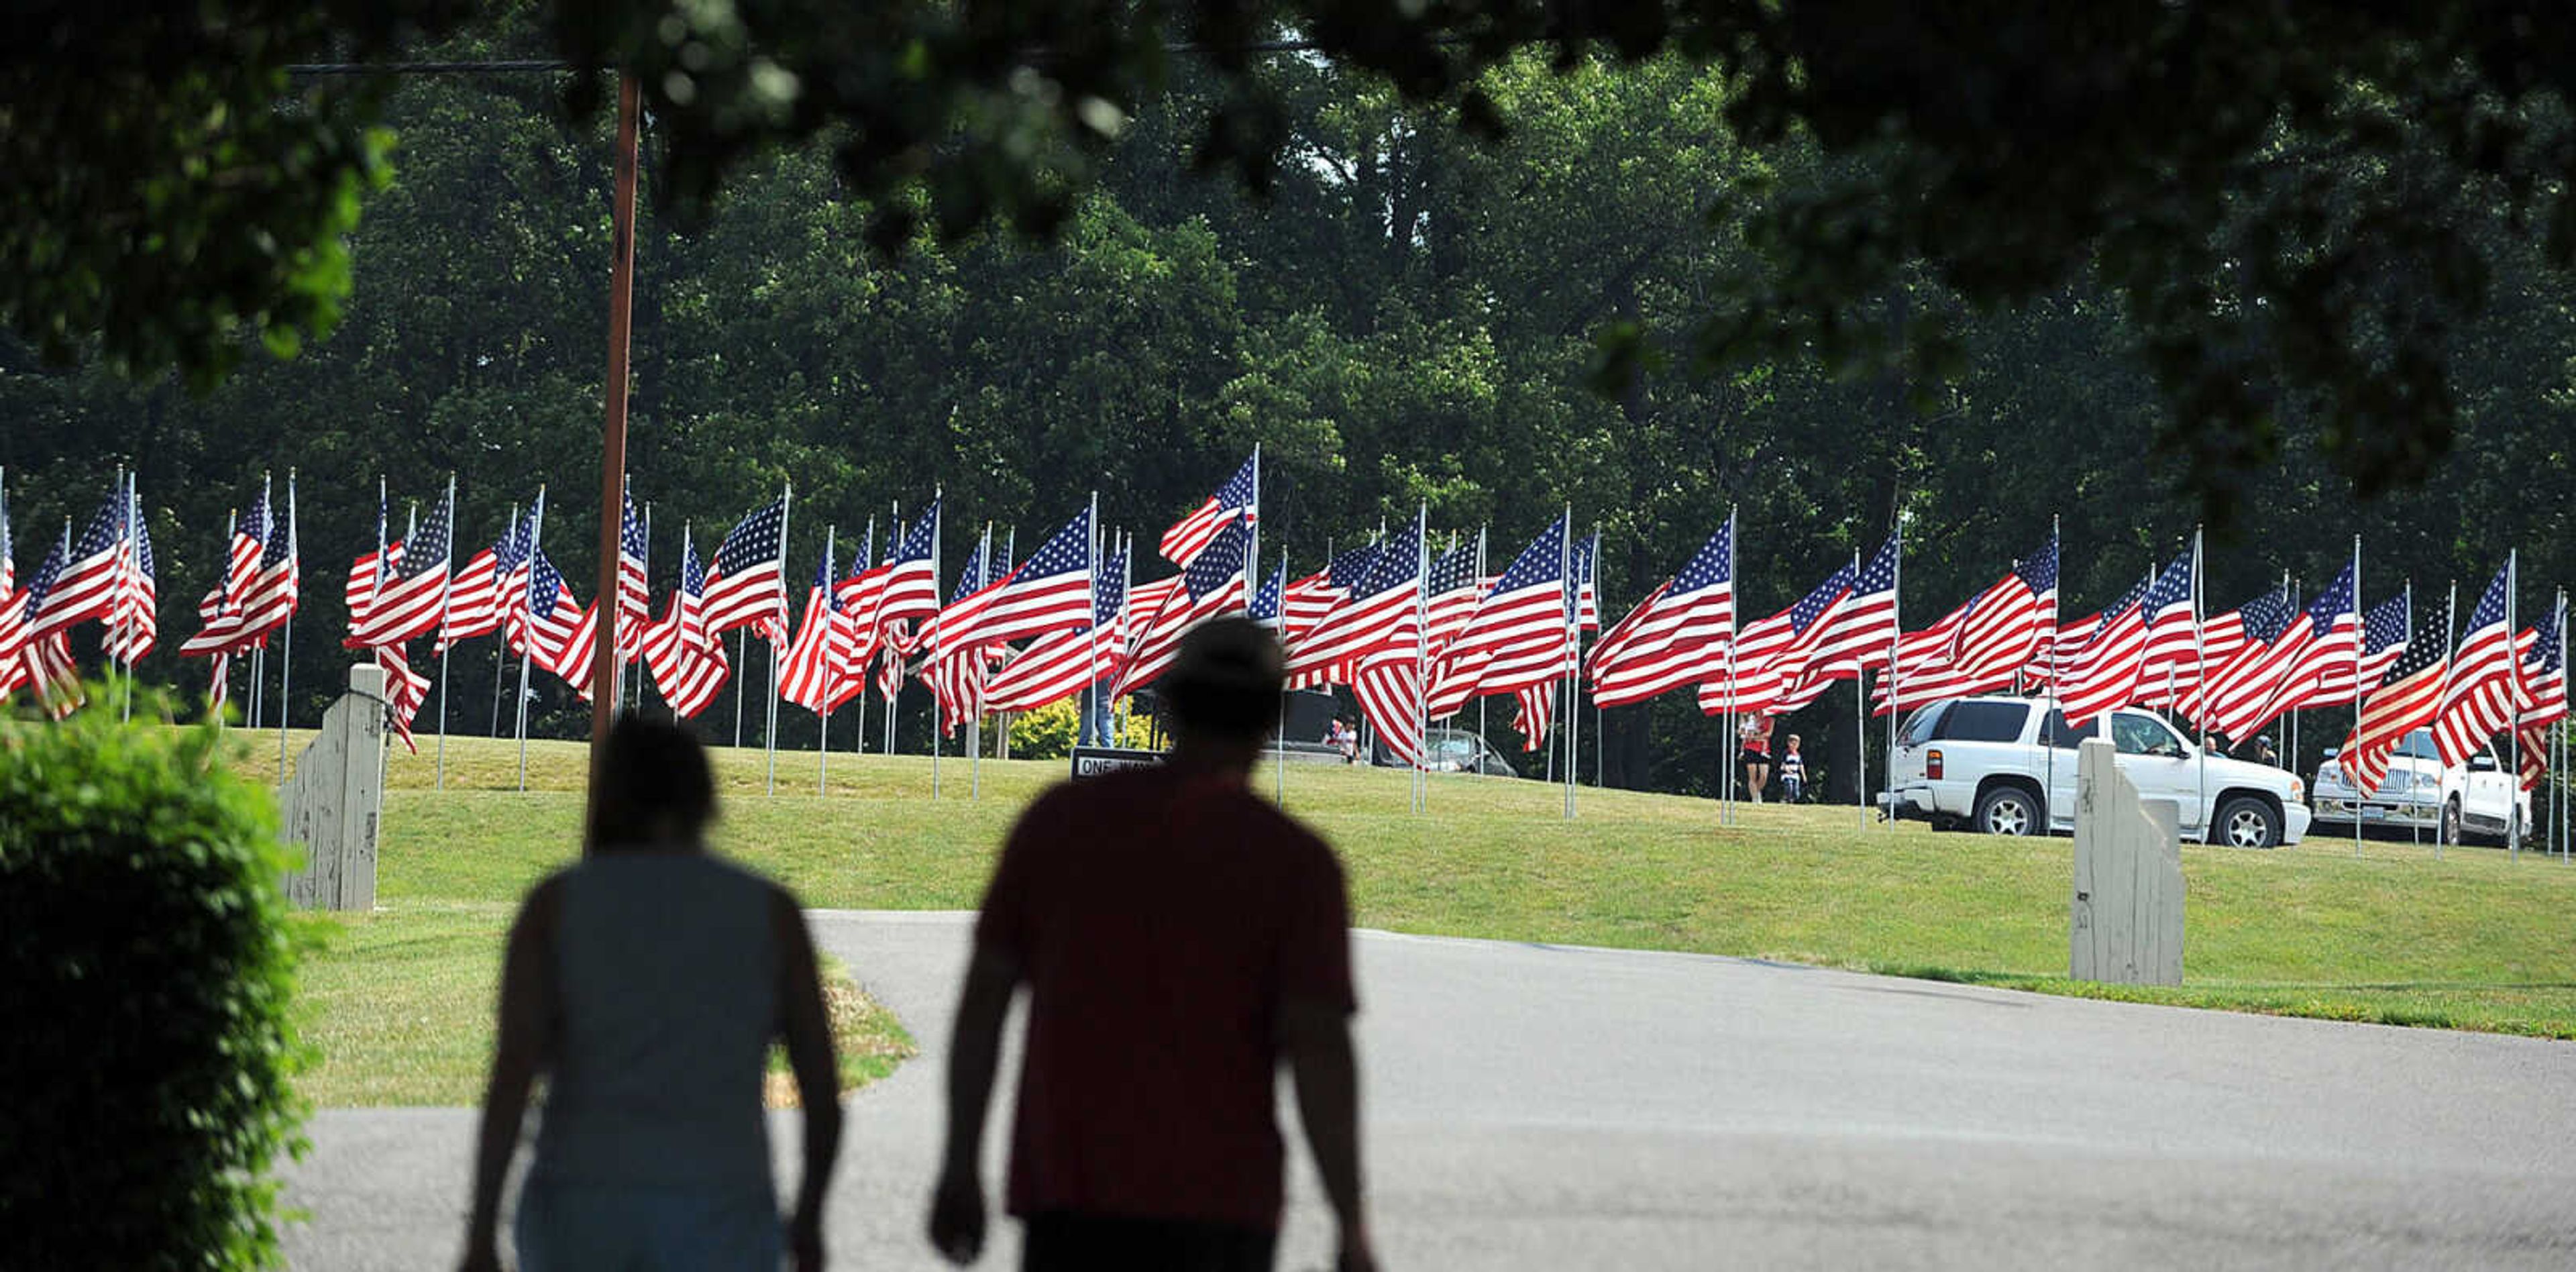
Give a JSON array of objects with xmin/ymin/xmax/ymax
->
[{"xmin": 1778, "ymin": 735, "xmax": 1806, "ymax": 804}]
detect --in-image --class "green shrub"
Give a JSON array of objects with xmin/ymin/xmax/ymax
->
[
  {"xmin": 1008, "ymin": 700, "xmax": 1079, "ymax": 761},
  {"xmin": 0, "ymin": 696, "xmax": 307, "ymax": 1270}
]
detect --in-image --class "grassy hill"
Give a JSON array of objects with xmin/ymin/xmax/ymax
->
[{"xmin": 252, "ymin": 728, "xmax": 2576, "ymax": 1105}]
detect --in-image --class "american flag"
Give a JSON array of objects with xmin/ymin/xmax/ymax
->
[
  {"xmin": 987, "ymin": 547, "xmax": 1131, "ymax": 712},
  {"xmin": 377, "ymin": 643, "xmax": 431, "ymax": 751},
  {"xmin": 925, "ymin": 529, "xmax": 999, "ymax": 733},
  {"xmin": 1352, "ymin": 514, "xmax": 1434, "ymax": 766},
  {"xmin": 645, "ymin": 526, "xmax": 730, "ymax": 719},
  {"xmin": 2255, "ymin": 562, "xmax": 2365, "ymax": 719},
  {"xmin": 2353, "ymin": 594, "xmax": 2412, "ymax": 690},
  {"xmin": 227, "ymin": 484, "xmax": 269, "ymax": 602},
  {"xmin": 2129, "ymin": 545, "xmax": 2204, "ymax": 705},
  {"xmin": 1787, "ymin": 533, "xmax": 1904, "ymax": 704},
  {"xmin": 871, "ymin": 499, "xmax": 941, "ymax": 658},
  {"xmin": 442, "ymin": 509, "xmax": 522, "ymax": 651},
  {"xmin": 2179, "ymin": 586, "xmax": 2294, "ymax": 731},
  {"xmin": 616, "ymin": 487, "xmax": 651, "ymax": 664},
  {"xmin": 1874, "ymin": 530, "xmax": 2059, "ymax": 714},
  {"xmin": 830, "ymin": 523, "xmax": 888, "ymax": 709},
  {"xmin": 1248, "ymin": 560, "xmax": 1287, "ymax": 629},
  {"xmin": 2055, "ymin": 558, "xmax": 2180, "ymax": 728},
  {"xmin": 1159, "ymin": 453, "xmax": 1258, "ymax": 567},
  {"xmin": 2514, "ymin": 597, "xmax": 2566, "ymax": 790},
  {"xmin": 104, "ymin": 483, "xmax": 156, "ymax": 664},
  {"xmin": 351, "ymin": 485, "xmax": 453, "ymax": 649},
  {"xmin": 344, "ymin": 484, "xmax": 392, "ymax": 644},
  {"xmin": 179, "ymin": 510, "xmax": 252, "ymax": 704},
  {"xmin": 1292, "ymin": 521, "xmax": 1428, "ymax": 689},
  {"xmin": 235, "ymin": 476, "xmax": 301, "ymax": 645},
  {"xmin": 1590, "ymin": 517, "xmax": 1733, "ymax": 709},
  {"xmin": 1424, "ymin": 516, "xmax": 1566, "ymax": 721},
  {"xmin": 1327, "ymin": 539, "xmax": 1380, "ymax": 590},
  {"xmin": 944, "ymin": 505, "xmax": 1094, "ymax": 650},
  {"xmin": 1420, "ymin": 541, "xmax": 1485, "ymax": 658},
  {"xmin": 2210, "ymin": 563, "xmax": 2356, "ymax": 739},
  {"xmin": 778, "ymin": 544, "xmax": 846, "ymax": 713},
  {"xmin": 1117, "ymin": 516, "xmax": 1253, "ymax": 696},
  {"xmin": 1572, "ymin": 531, "xmax": 1601, "ymax": 632},
  {"xmin": 1511, "ymin": 682, "xmax": 1554, "ymax": 753},
  {"xmin": 17, "ymin": 529, "xmax": 85, "ymax": 716},
  {"xmin": 26, "ymin": 486, "xmax": 129, "ymax": 643},
  {"xmin": 2432, "ymin": 563, "xmax": 2523, "ymax": 766},
  {"xmin": 523, "ymin": 548, "xmax": 588, "ymax": 688},
  {"xmin": 0, "ymin": 476, "xmax": 22, "ymax": 697},
  {"xmin": 702, "ymin": 494, "xmax": 788, "ymax": 642},
  {"xmin": 559, "ymin": 598, "xmax": 599, "ymax": 701},
  {"xmin": 2339, "ymin": 590, "xmax": 2454, "ymax": 794},
  {"xmin": 1697, "ymin": 560, "xmax": 1852, "ymax": 717}
]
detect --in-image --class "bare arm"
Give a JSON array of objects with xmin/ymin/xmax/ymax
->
[
  {"xmin": 928, "ymin": 944, "xmax": 1022, "ymax": 1264},
  {"xmin": 461, "ymin": 882, "xmax": 558, "ymax": 1271},
  {"xmin": 772, "ymin": 890, "xmax": 843, "ymax": 1271},
  {"xmin": 1283, "ymin": 999, "xmax": 1373, "ymax": 1267}
]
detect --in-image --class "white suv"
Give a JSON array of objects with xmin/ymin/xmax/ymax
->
[
  {"xmin": 1884, "ymin": 696, "xmax": 2312, "ymax": 847},
  {"xmin": 2309, "ymin": 729, "xmax": 2532, "ymax": 847}
]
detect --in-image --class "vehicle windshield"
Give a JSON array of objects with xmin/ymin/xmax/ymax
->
[
  {"xmin": 2111, "ymin": 712, "xmax": 2189, "ymax": 758},
  {"xmin": 2394, "ymin": 730, "xmax": 2441, "ymax": 761}
]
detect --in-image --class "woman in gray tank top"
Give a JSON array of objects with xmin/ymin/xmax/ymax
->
[{"xmin": 461, "ymin": 720, "xmax": 842, "ymax": 1272}]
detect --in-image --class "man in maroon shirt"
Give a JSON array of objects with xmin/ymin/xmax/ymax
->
[{"xmin": 929, "ymin": 619, "xmax": 1377, "ymax": 1272}]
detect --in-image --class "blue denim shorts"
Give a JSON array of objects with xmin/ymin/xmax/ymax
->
[{"xmin": 516, "ymin": 1178, "xmax": 782, "ymax": 1272}]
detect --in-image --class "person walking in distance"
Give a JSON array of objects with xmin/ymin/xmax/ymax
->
[
  {"xmin": 460, "ymin": 719, "xmax": 843, "ymax": 1272},
  {"xmin": 1739, "ymin": 713, "xmax": 1775, "ymax": 804},
  {"xmin": 1777, "ymin": 733, "xmax": 1807, "ymax": 804},
  {"xmin": 930, "ymin": 619, "xmax": 1378, "ymax": 1272}
]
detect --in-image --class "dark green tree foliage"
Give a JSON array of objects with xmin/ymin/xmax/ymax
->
[
  {"xmin": 10, "ymin": 4, "xmax": 2576, "ymax": 517},
  {"xmin": 0, "ymin": 702, "xmax": 307, "ymax": 1269}
]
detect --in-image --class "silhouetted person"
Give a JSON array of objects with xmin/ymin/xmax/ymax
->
[
  {"xmin": 461, "ymin": 719, "xmax": 841, "ymax": 1272},
  {"xmin": 930, "ymin": 619, "xmax": 1377, "ymax": 1272}
]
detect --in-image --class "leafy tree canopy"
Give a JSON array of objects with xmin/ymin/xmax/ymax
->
[{"xmin": 8, "ymin": 3, "xmax": 2576, "ymax": 523}]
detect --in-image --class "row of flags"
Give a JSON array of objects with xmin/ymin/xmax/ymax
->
[{"xmin": 1, "ymin": 456, "xmax": 2567, "ymax": 800}]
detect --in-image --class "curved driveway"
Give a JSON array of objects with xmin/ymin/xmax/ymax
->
[{"xmin": 284, "ymin": 910, "xmax": 2576, "ymax": 1269}]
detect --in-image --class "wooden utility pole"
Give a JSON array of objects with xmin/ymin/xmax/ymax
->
[{"xmin": 590, "ymin": 74, "xmax": 641, "ymax": 755}]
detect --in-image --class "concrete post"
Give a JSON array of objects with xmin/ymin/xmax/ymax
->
[
  {"xmin": 280, "ymin": 663, "xmax": 388, "ymax": 912},
  {"xmin": 2070, "ymin": 737, "xmax": 2184, "ymax": 986}
]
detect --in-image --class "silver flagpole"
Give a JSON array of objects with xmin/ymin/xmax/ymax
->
[
  {"xmin": 517, "ymin": 486, "xmax": 543, "ymax": 792},
  {"xmin": 2508, "ymin": 549, "xmax": 2520, "ymax": 861},
  {"xmin": 1562, "ymin": 506, "xmax": 1576, "ymax": 821},
  {"xmin": 1276, "ymin": 546, "xmax": 1290, "ymax": 806},
  {"xmin": 930, "ymin": 500, "xmax": 945, "ymax": 798},
  {"xmin": 2406, "ymin": 581, "xmax": 2420, "ymax": 851},
  {"xmin": 1477, "ymin": 525, "xmax": 1489, "ymax": 757},
  {"xmin": 819, "ymin": 524, "xmax": 835, "ymax": 796},
  {"xmin": 733, "ymin": 630, "xmax": 747, "ymax": 749},
  {"xmin": 491, "ymin": 498, "xmax": 517, "ymax": 739},
  {"xmin": 1885, "ymin": 519, "xmax": 1901, "ymax": 830},
  {"xmin": 969, "ymin": 523, "xmax": 990, "ymax": 800},
  {"xmin": 1853, "ymin": 548, "xmax": 1866, "ymax": 831},
  {"xmin": 2434, "ymin": 580, "xmax": 2459, "ymax": 861},
  {"xmin": 768, "ymin": 484, "xmax": 792, "ymax": 797},
  {"xmin": 119, "ymin": 470, "xmax": 138, "ymax": 723},
  {"xmin": 436, "ymin": 474, "xmax": 457, "ymax": 790},
  {"xmin": 1723, "ymin": 507, "xmax": 1739, "ymax": 828},
  {"xmin": 2043, "ymin": 515, "xmax": 2060, "ymax": 832},
  {"xmin": 278, "ymin": 472, "xmax": 298, "ymax": 786},
  {"xmin": 2194, "ymin": 526, "xmax": 2207, "ymax": 837},
  {"xmin": 2353, "ymin": 535, "xmax": 2365, "ymax": 857},
  {"xmin": 1415, "ymin": 504, "xmax": 1429, "ymax": 814},
  {"xmin": 854, "ymin": 515, "xmax": 872, "ymax": 757},
  {"xmin": 885, "ymin": 499, "xmax": 902, "ymax": 759}
]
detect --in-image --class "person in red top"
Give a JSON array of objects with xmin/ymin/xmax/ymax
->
[{"xmin": 930, "ymin": 619, "xmax": 1377, "ymax": 1272}]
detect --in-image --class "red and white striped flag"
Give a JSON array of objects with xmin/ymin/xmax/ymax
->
[
  {"xmin": 645, "ymin": 527, "xmax": 730, "ymax": 719},
  {"xmin": 2432, "ymin": 562, "xmax": 2524, "ymax": 766},
  {"xmin": 1590, "ymin": 517, "xmax": 1733, "ymax": 709},
  {"xmin": 1425, "ymin": 516, "xmax": 1568, "ymax": 723},
  {"xmin": 1697, "ymin": 561, "xmax": 1851, "ymax": 718},
  {"xmin": 2338, "ymin": 590, "xmax": 2454, "ymax": 795},
  {"xmin": 1159, "ymin": 453, "xmax": 1257, "ymax": 568},
  {"xmin": 702, "ymin": 494, "xmax": 789, "ymax": 642}
]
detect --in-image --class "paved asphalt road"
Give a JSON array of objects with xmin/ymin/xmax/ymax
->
[{"xmin": 284, "ymin": 910, "xmax": 2576, "ymax": 1270}]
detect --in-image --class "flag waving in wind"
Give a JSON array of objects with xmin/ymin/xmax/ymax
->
[
  {"xmin": 1160, "ymin": 452, "xmax": 1258, "ymax": 568},
  {"xmin": 1590, "ymin": 516, "xmax": 1733, "ymax": 708}
]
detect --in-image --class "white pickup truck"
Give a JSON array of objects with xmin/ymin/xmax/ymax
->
[
  {"xmin": 1883, "ymin": 695, "xmax": 2312, "ymax": 847},
  {"xmin": 2309, "ymin": 729, "xmax": 2532, "ymax": 847}
]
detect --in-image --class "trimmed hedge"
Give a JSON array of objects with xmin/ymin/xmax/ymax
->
[{"xmin": 0, "ymin": 701, "xmax": 307, "ymax": 1270}]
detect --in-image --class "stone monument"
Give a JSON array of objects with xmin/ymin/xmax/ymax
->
[
  {"xmin": 280, "ymin": 663, "xmax": 387, "ymax": 912},
  {"xmin": 2070, "ymin": 737, "xmax": 2184, "ymax": 986}
]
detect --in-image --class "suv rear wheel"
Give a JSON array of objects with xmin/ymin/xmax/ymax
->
[
  {"xmin": 2214, "ymin": 795, "xmax": 2282, "ymax": 849},
  {"xmin": 1972, "ymin": 785, "xmax": 2041, "ymax": 837},
  {"xmin": 2440, "ymin": 798, "xmax": 2462, "ymax": 846}
]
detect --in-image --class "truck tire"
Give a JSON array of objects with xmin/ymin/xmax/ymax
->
[
  {"xmin": 2440, "ymin": 798, "xmax": 2462, "ymax": 847},
  {"xmin": 1972, "ymin": 785, "xmax": 2041, "ymax": 837},
  {"xmin": 2214, "ymin": 795, "xmax": 2282, "ymax": 849}
]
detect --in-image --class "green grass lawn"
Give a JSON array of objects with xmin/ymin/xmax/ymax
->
[{"xmin": 255, "ymin": 727, "xmax": 2576, "ymax": 1105}]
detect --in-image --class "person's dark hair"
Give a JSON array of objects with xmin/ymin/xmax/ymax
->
[
  {"xmin": 586, "ymin": 716, "xmax": 719, "ymax": 852},
  {"xmin": 1161, "ymin": 618, "xmax": 1285, "ymax": 741}
]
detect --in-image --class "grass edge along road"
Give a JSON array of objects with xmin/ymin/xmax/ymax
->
[{"xmin": 264, "ymin": 731, "xmax": 2574, "ymax": 1106}]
